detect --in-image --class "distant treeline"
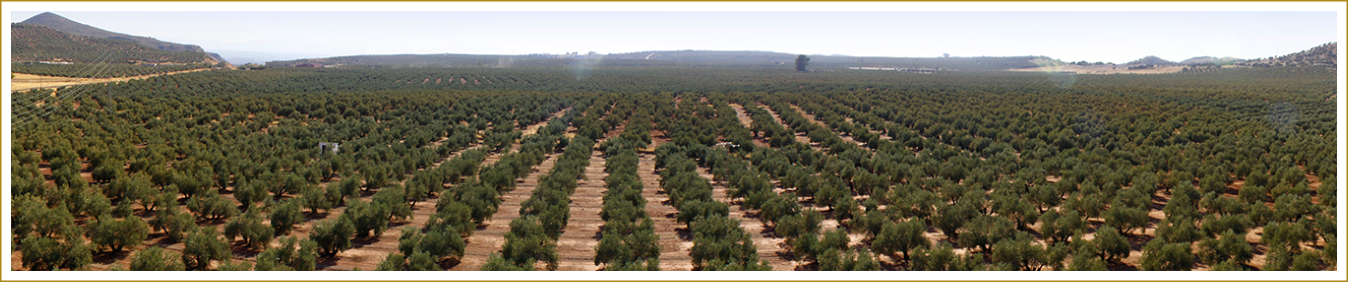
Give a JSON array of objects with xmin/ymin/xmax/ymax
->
[{"xmin": 268, "ymin": 51, "xmax": 1044, "ymax": 71}]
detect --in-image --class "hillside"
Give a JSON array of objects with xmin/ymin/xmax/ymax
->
[
  {"xmin": 1178, "ymin": 56, "xmax": 1243, "ymax": 65},
  {"xmin": 20, "ymin": 12, "xmax": 224, "ymax": 62},
  {"xmin": 1237, "ymin": 42, "xmax": 1337, "ymax": 69},
  {"xmin": 1125, "ymin": 56, "xmax": 1177, "ymax": 66},
  {"xmin": 10, "ymin": 23, "xmax": 216, "ymax": 64}
]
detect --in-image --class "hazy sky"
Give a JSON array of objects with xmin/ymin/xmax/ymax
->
[{"xmin": 7, "ymin": 5, "xmax": 1343, "ymax": 64}]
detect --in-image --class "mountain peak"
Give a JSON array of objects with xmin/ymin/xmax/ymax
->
[
  {"xmin": 1126, "ymin": 56, "xmax": 1177, "ymax": 65},
  {"xmin": 15, "ymin": 12, "xmax": 223, "ymax": 64},
  {"xmin": 20, "ymin": 12, "xmax": 216, "ymax": 57},
  {"xmin": 21, "ymin": 12, "xmax": 113, "ymax": 38}
]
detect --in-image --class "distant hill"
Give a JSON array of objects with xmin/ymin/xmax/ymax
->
[
  {"xmin": 10, "ymin": 23, "xmax": 216, "ymax": 64},
  {"xmin": 1178, "ymin": 56, "xmax": 1243, "ymax": 65},
  {"xmin": 1237, "ymin": 42, "xmax": 1337, "ymax": 69},
  {"xmin": 1125, "ymin": 56, "xmax": 1177, "ymax": 66},
  {"xmin": 271, "ymin": 50, "xmax": 1044, "ymax": 71},
  {"xmin": 20, "ymin": 12, "xmax": 224, "ymax": 63}
]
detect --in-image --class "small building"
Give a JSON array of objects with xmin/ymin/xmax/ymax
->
[{"xmin": 318, "ymin": 142, "xmax": 340, "ymax": 155}]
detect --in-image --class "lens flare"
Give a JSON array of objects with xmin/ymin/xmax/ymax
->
[
  {"xmin": 1030, "ymin": 57, "xmax": 1076, "ymax": 89},
  {"xmin": 569, "ymin": 54, "xmax": 604, "ymax": 80},
  {"xmin": 1267, "ymin": 101, "xmax": 1299, "ymax": 134}
]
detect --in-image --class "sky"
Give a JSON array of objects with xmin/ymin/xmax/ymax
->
[{"xmin": 5, "ymin": 3, "xmax": 1344, "ymax": 65}]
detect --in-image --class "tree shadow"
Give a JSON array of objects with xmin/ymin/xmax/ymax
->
[
  {"xmin": 91, "ymin": 250, "xmax": 131, "ymax": 264},
  {"xmin": 676, "ymin": 227, "xmax": 692, "ymax": 240}
]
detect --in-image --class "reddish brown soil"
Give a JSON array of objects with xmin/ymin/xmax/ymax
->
[
  {"xmin": 554, "ymin": 149, "xmax": 608, "ymax": 271},
  {"xmin": 450, "ymin": 153, "xmax": 562, "ymax": 271},
  {"xmin": 757, "ymin": 103, "xmax": 815, "ymax": 148},
  {"xmin": 788, "ymin": 104, "xmax": 864, "ymax": 147},
  {"xmin": 728, "ymin": 103, "xmax": 770, "ymax": 148},
  {"xmin": 696, "ymin": 164, "xmax": 794, "ymax": 270},
  {"xmin": 638, "ymin": 153, "xmax": 694, "ymax": 271}
]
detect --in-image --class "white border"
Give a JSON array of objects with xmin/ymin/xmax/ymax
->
[
  {"xmin": 4, "ymin": 1, "xmax": 1345, "ymax": 281},
  {"xmin": 0, "ymin": 1, "xmax": 1343, "ymax": 12}
]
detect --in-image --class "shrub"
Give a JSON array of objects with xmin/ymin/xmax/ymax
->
[
  {"xmin": 181, "ymin": 228, "xmax": 231, "ymax": 271},
  {"xmin": 86, "ymin": 215, "xmax": 150, "ymax": 253},
  {"xmin": 310, "ymin": 217, "xmax": 355, "ymax": 257},
  {"xmin": 129, "ymin": 246, "xmax": 185, "ymax": 271},
  {"xmin": 224, "ymin": 207, "xmax": 273, "ymax": 250}
]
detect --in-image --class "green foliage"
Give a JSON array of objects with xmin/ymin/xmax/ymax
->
[
  {"xmin": 1068, "ymin": 251, "xmax": 1108, "ymax": 271},
  {"xmin": 223, "ymin": 207, "xmax": 273, "ymax": 250},
  {"xmin": 774, "ymin": 209, "xmax": 822, "ymax": 240},
  {"xmin": 186, "ymin": 189, "xmax": 238, "ymax": 220},
  {"xmin": 181, "ymin": 228, "xmax": 231, "ymax": 271},
  {"xmin": 310, "ymin": 217, "xmax": 355, "ymax": 257},
  {"xmin": 255, "ymin": 236, "xmax": 319, "ymax": 271},
  {"xmin": 1260, "ymin": 221, "xmax": 1312, "ymax": 251},
  {"xmin": 481, "ymin": 253, "xmax": 535, "ymax": 271},
  {"xmin": 496, "ymin": 216, "xmax": 558, "ymax": 271},
  {"xmin": 150, "ymin": 206, "xmax": 197, "ymax": 242},
  {"xmin": 343, "ymin": 199, "xmax": 392, "ymax": 238},
  {"xmin": 300, "ymin": 185, "xmax": 333, "ymax": 214},
  {"xmin": 20, "ymin": 235, "xmax": 93, "ymax": 271},
  {"xmin": 956, "ymin": 215, "xmax": 1015, "ymax": 253},
  {"xmin": 373, "ymin": 185, "xmax": 413, "ymax": 222},
  {"xmin": 910, "ymin": 242, "xmax": 981, "ymax": 271},
  {"xmin": 269, "ymin": 199, "xmax": 304, "ymax": 235},
  {"xmin": 129, "ymin": 246, "xmax": 185, "ymax": 271},
  {"xmin": 1210, "ymin": 259, "xmax": 1246, "ymax": 271},
  {"xmin": 818, "ymin": 247, "xmax": 880, "ymax": 271},
  {"xmin": 376, "ymin": 253, "xmax": 406, "ymax": 271},
  {"xmin": 217, "ymin": 260, "xmax": 254, "ymax": 271},
  {"xmin": 688, "ymin": 216, "xmax": 765, "ymax": 270},
  {"xmin": 12, "ymin": 195, "xmax": 76, "ymax": 240},
  {"xmin": 934, "ymin": 201, "xmax": 978, "ymax": 238},
  {"xmin": 990, "ymin": 232, "xmax": 1059, "ymax": 271},
  {"xmin": 676, "ymin": 199, "xmax": 729, "ymax": 225},
  {"xmin": 1103, "ymin": 203, "xmax": 1149, "ymax": 235},
  {"xmin": 1139, "ymin": 238, "xmax": 1194, "ymax": 271},
  {"xmin": 233, "ymin": 178, "xmax": 269, "ymax": 210},
  {"xmin": 870, "ymin": 219, "xmax": 929, "ymax": 263},
  {"xmin": 1155, "ymin": 216, "xmax": 1200, "ymax": 244},
  {"xmin": 1197, "ymin": 230, "xmax": 1253, "ymax": 266},
  {"xmin": 85, "ymin": 214, "xmax": 150, "ymax": 253},
  {"xmin": 1092, "ymin": 226, "xmax": 1130, "ymax": 263},
  {"xmin": 7, "ymin": 56, "xmax": 1339, "ymax": 273}
]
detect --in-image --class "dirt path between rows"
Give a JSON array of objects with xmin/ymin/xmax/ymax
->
[
  {"xmin": 844, "ymin": 115, "xmax": 891, "ymax": 141},
  {"xmin": 11, "ymin": 68, "xmax": 212, "ymax": 92},
  {"xmin": 637, "ymin": 153, "xmax": 694, "ymax": 271},
  {"xmin": 554, "ymin": 149, "xmax": 608, "ymax": 271},
  {"xmin": 728, "ymin": 104, "xmax": 770, "ymax": 148},
  {"xmin": 788, "ymin": 104, "xmax": 865, "ymax": 147},
  {"xmin": 697, "ymin": 165, "xmax": 795, "ymax": 270},
  {"xmin": 757, "ymin": 103, "xmax": 816, "ymax": 148},
  {"xmin": 450, "ymin": 153, "xmax": 562, "ymax": 271}
]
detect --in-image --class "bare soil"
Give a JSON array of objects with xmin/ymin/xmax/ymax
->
[
  {"xmin": 1007, "ymin": 64, "xmax": 1186, "ymax": 75},
  {"xmin": 788, "ymin": 104, "xmax": 865, "ymax": 147},
  {"xmin": 554, "ymin": 149, "xmax": 608, "ymax": 271},
  {"xmin": 450, "ymin": 153, "xmax": 562, "ymax": 271},
  {"xmin": 728, "ymin": 103, "xmax": 770, "ymax": 148},
  {"xmin": 11, "ymin": 69, "xmax": 212, "ymax": 92},
  {"xmin": 696, "ymin": 164, "xmax": 795, "ymax": 270},
  {"xmin": 757, "ymin": 103, "xmax": 815, "ymax": 148},
  {"xmin": 637, "ymin": 153, "xmax": 694, "ymax": 271}
]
